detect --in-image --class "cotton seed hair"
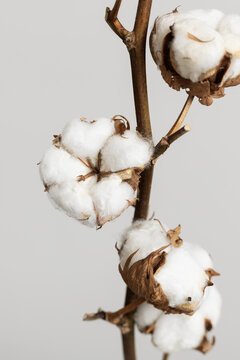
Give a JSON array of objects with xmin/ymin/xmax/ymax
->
[
  {"xmin": 118, "ymin": 220, "xmax": 219, "ymax": 314},
  {"xmin": 39, "ymin": 116, "xmax": 153, "ymax": 228},
  {"xmin": 150, "ymin": 8, "xmax": 240, "ymax": 105}
]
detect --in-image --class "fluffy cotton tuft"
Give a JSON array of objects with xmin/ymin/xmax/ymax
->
[
  {"xmin": 39, "ymin": 146, "xmax": 89, "ymax": 186},
  {"xmin": 186, "ymin": 9, "xmax": 224, "ymax": 29},
  {"xmin": 91, "ymin": 175, "xmax": 135, "ymax": 227},
  {"xmin": 61, "ymin": 117, "xmax": 115, "ymax": 166},
  {"xmin": 155, "ymin": 247, "xmax": 209, "ymax": 309},
  {"xmin": 40, "ymin": 116, "xmax": 151, "ymax": 228},
  {"xmin": 153, "ymin": 309, "xmax": 205, "ymax": 353},
  {"xmin": 100, "ymin": 131, "xmax": 153, "ymax": 172},
  {"xmin": 182, "ymin": 242, "xmax": 214, "ymax": 271},
  {"xmin": 48, "ymin": 180, "xmax": 96, "ymax": 227},
  {"xmin": 171, "ymin": 19, "xmax": 225, "ymax": 82},
  {"xmin": 134, "ymin": 302, "xmax": 162, "ymax": 331},
  {"xmin": 218, "ymin": 14, "xmax": 240, "ymax": 36}
]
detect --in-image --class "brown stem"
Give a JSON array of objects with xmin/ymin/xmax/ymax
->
[
  {"xmin": 153, "ymin": 124, "xmax": 191, "ymax": 161},
  {"xmin": 106, "ymin": 1, "xmax": 152, "ymax": 360},
  {"xmin": 163, "ymin": 354, "xmax": 170, "ymax": 360},
  {"xmin": 167, "ymin": 95, "xmax": 194, "ymax": 136}
]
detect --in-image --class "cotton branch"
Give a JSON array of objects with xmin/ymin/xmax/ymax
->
[
  {"xmin": 152, "ymin": 125, "xmax": 191, "ymax": 162},
  {"xmin": 167, "ymin": 95, "xmax": 194, "ymax": 136},
  {"xmin": 105, "ymin": 2, "xmax": 153, "ymax": 360},
  {"xmin": 83, "ymin": 298, "xmax": 145, "ymax": 334},
  {"xmin": 105, "ymin": 0, "xmax": 135, "ymax": 49}
]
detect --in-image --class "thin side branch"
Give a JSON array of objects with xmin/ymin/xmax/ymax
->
[
  {"xmin": 153, "ymin": 125, "xmax": 191, "ymax": 162},
  {"xmin": 167, "ymin": 95, "xmax": 194, "ymax": 136},
  {"xmin": 105, "ymin": 0, "xmax": 133, "ymax": 47},
  {"xmin": 83, "ymin": 298, "xmax": 144, "ymax": 334}
]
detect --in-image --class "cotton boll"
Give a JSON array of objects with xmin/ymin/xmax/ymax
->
[
  {"xmin": 155, "ymin": 247, "xmax": 209, "ymax": 310},
  {"xmin": 119, "ymin": 220, "xmax": 170, "ymax": 270},
  {"xmin": 61, "ymin": 118, "xmax": 115, "ymax": 165},
  {"xmin": 218, "ymin": 14, "xmax": 240, "ymax": 36},
  {"xmin": 48, "ymin": 179, "xmax": 97, "ymax": 227},
  {"xmin": 91, "ymin": 174, "xmax": 135, "ymax": 227},
  {"xmin": 171, "ymin": 19, "xmax": 225, "ymax": 82},
  {"xmin": 152, "ymin": 311, "xmax": 205, "ymax": 353},
  {"xmin": 134, "ymin": 302, "xmax": 162, "ymax": 332},
  {"xmin": 186, "ymin": 9, "xmax": 224, "ymax": 29},
  {"xmin": 100, "ymin": 131, "xmax": 153, "ymax": 172},
  {"xmin": 182, "ymin": 242, "xmax": 214, "ymax": 271},
  {"xmin": 198, "ymin": 286, "xmax": 222, "ymax": 327}
]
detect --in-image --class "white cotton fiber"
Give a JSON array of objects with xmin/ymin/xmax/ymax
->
[
  {"xmin": 182, "ymin": 242, "xmax": 214, "ymax": 271},
  {"xmin": 119, "ymin": 220, "xmax": 170, "ymax": 270},
  {"xmin": 198, "ymin": 286, "xmax": 222, "ymax": 327},
  {"xmin": 152, "ymin": 310, "xmax": 205, "ymax": 353},
  {"xmin": 151, "ymin": 9, "xmax": 224, "ymax": 66},
  {"xmin": 171, "ymin": 19, "xmax": 225, "ymax": 82},
  {"xmin": 61, "ymin": 118, "xmax": 115, "ymax": 165},
  {"xmin": 218, "ymin": 14, "xmax": 240, "ymax": 36},
  {"xmin": 221, "ymin": 33, "xmax": 240, "ymax": 81},
  {"xmin": 39, "ymin": 146, "xmax": 89, "ymax": 186},
  {"xmin": 186, "ymin": 9, "xmax": 224, "ymax": 29},
  {"xmin": 100, "ymin": 131, "xmax": 153, "ymax": 172},
  {"xmin": 48, "ymin": 179, "xmax": 97, "ymax": 227},
  {"xmin": 155, "ymin": 247, "xmax": 209, "ymax": 310},
  {"xmin": 134, "ymin": 302, "xmax": 162, "ymax": 331},
  {"xmin": 151, "ymin": 12, "xmax": 181, "ymax": 65},
  {"xmin": 91, "ymin": 174, "xmax": 135, "ymax": 226},
  {"xmin": 152, "ymin": 285, "xmax": 222, "ymax": 353}
]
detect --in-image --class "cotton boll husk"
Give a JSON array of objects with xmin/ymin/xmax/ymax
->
[
  {"xmin": 182, "ymin": 242, "xmax": 214, "ymax": 271},
  {"xmin": 119, "ymin": 220, "xmax": 170, "ymax": 270},
  {"xmin": 198, "ymin": 286, "xmax": 222, "ymax": 327},
  {"xmin": 218, "ymin": 14, "xmax": 240, "ymax": 36},
  {"xmin": 91, "ymin": 174, "xmax": 135, "ymax": 226},
  {"xmin": 186, "ymin": 9, "xmax": 224, "ymax": 29},
  {"xmin": 152, "ymin": 310, "xmax": 205, "ymax": 353},
  {"xmin": 171, "ymin": 19, "xmax": 225, "ymax": 82},
  {"xmin": 39, "ymin": 146, "xmax": 89, "ymax": 186},
  {"xmin": 134, "ymin": 302, "xmax": 162, "ymax": 331},
  {"xmin": 100, "ymin": 131, "xmax": 153, "ymax": 172},
  {"xmin": 155, "ymin": 247, "xmax": 209, "ymax": 309},
  {"xmin": 48, "ymin": 179, "xmax": 97, "ymax": 227},
  {"xmin": 61, "ymin": 118, "xmax": 115, "ymax": 165}
]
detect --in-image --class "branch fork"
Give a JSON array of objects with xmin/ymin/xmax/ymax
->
[{"xmin": 83, "ymin": 298, "xmax": 144, "ymax": 334}]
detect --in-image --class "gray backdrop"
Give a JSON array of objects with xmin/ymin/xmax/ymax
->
[{"xmin": 1, "ymin": 0, "xmax": 239, "ymax": 359}]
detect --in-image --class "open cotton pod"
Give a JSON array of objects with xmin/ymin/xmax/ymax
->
[
  {"xmin": 118, "ymin": 220, "xmax": 218, "ymax": 314},
  {"xmin": 134, "ymin": 287, "xmax": 221, "ymax": 355},
  {"xmin": 150, "ymin": 8, "xmax": 240, "ymax": 105},
  {"xmin": 39, "ymin": 116, "xmax": 153, "ymax": 228}
]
